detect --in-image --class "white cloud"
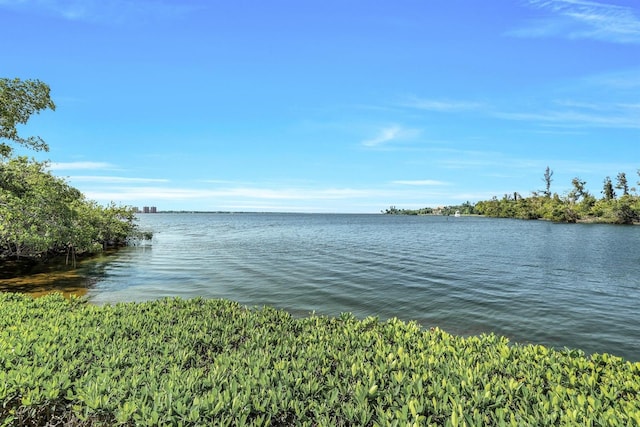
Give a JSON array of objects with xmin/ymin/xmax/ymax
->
[
  {"xmin": 212, "ymin": 187, "xmax": 374, "ymax": 200},
  {"xmin": 399, "ymin": 71, "xmax": 640, "ymax": 131},
  {"xmin": 392, "ymin": 180, "xmax": 450, "ymax": 186},
  {"xmin": 82, "ymin": 185, "xmax": 379, "ymax": 203},
  {"xmin": 84, "ymin": 187, "xmax": 213, "ymax": 201},
  {"xmin": 362, "ymin": 126, "xmax": 421, "ymax": 147},
  {"xmin": 583, "ymin": 67, "xmax": 640, "ymax": 89},
  {"xmin": 493, "ymin": 106, "xmax": 640, "ymax": 129},
  {"xmin": 513, "ymin": 0, "xmax": 640, "ymax": 43},
  {"xmin": 69, "ymin": 176, "xmax": 170, "ymax": 184},
  {"xmin": 75, "ymin": 179, "xmax": 490, "ymax": 213},
  {"xmin": 401, "ymin": 97, "xmax": 484, "ymax": 112},
  {"xmin": 489, "ymin": 68, "xmax": 640, "ymax": 129},
  {"xmin": 0, "ymin": 0, "xmax": 198, "ymax": 23},
  {"xmin": 48, "ymin": 161, "xmax": 113, "ymax": 170}
]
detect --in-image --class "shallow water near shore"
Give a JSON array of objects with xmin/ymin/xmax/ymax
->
[{"xmin": 3, "ymin": 212, "xmax": 640, "ymax": 361}]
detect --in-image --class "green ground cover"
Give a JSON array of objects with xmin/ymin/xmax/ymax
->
[{"xmin": 1, "ymin": 294, "xmax": 639, "ymax": 426}]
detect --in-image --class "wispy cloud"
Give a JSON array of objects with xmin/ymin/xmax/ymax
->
[
  {"xmin": 512, "ymin": 0, "xmax": 640, "ymax": 44},
  {"xmin": 401, "ymin": 97, "xmax": 484, "ymax": 112},
  {"xmin": 211, "ymin": 187, "xmax": 376, "ymax": 201},
  {"xmin": 0, "ymin": 0, "xmax": 198, "ymax": 24},
  {"xmin": 69, "ymin": 176, "xmax": 169, "ymax": 184},
  {"xmin": 493, "ymin": 102, "xmax": 640, "ymax": 129},
  {"xmin": 48, "ymin": 161, "xmax": 113, "ymax": 170},
  {"xmin": 74, "ymin": 176, "xmax": 496, "ymax": 212},
  {"xmin": 485, "ymin": 65, "xmax": 640, "ymax": 129},
  {"xmin": 583, "ymin": 67, "xmax": 640, "ymax": 89},
  {"xmin": 392, "ymin": 180, "xmax": 450, "ymax": 186},
  {"xmin": 434, "ymin": 149, "xmax": 544, "ymax": 172},
  {"xmin": 361, "ymin": 126, "xmax": 421, "ymax": 147},
  {"xmin": 84, "ymin": 187, "xmax": 212, "ymax": 202},
  {"xmin": 83, "ymin": 185, "xmax": 381, "ymax": 203},
  {"xmin": 396, "ymin": 69, "xmax": 640, "ymax": 131}
]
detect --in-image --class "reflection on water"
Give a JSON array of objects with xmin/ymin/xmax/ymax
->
[
  {"xmin": 0, "ymin": 271, "xmax": 88, "ymax": 298},
  {"xmin": 0, "ymin": 252, "xmax": 119, "ymax": 298}
]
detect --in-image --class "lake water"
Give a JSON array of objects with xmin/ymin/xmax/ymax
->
[{"xmin": 5, "ymin": 213, "xmax": 640, "ymax": 361}]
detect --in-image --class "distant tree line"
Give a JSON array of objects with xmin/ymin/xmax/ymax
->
[
  {"xmin": 382, "ymin": 201, "xmax": 476, "ymax": 216},
  {"xmin": 474, "ymin": 167, "xmax": 640, "ymax": 224},
  {"xmin": 383, "ymin": 167, "xmax": 640, "ymax": 225},
  {"xmin": 1, "ymin": 78, "xmax": 144, "ymax": 264}
]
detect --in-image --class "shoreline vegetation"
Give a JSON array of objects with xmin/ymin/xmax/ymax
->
[
  {"xmin": 1, "ymin": 294, "xmax": 639, "ymax": 426},
  {"xmin": 1, "ymin": 78, "xmax": 147, "ymax": 266},
  {"xmin": 384, "ymin": 167, "xmax": 640, "ymax": 225}
]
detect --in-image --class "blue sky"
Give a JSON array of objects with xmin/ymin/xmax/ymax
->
[{"xmin": 2, "ymin": 0, "xmax": 639, "ymax": 212}]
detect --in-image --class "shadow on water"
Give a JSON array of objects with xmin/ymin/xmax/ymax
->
[{"xmin": 0, "ymin": 252, "xmax": 117, "ymax": 298}]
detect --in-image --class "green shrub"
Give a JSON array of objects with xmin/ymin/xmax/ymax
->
[
  {"xmin": 0, "ymin": 157, "xmax": 142, "ymax": 263},
  {"xmin": 1, "ymin": 294, "xmax": 639, "ymax": 426}
]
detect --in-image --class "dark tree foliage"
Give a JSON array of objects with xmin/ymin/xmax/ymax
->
[
  {"xmin": 0, "ymin": 78, "xmax": 55, "ymax": 157},
  {"xmin": 602, "ymin": 176, "xmax": 616, "ymax": 201},
  {"xmin": 1, "ymin": 77, "xmax": 144, "ymax": 262},
  {"xmin": 616, "ymin": 172, "xmax": 629, "ymax": 196},
  {"xmin": 542, "ymin": 166, "xmax": 553, "ymax": 198},
  {"xmin": 0, "ymin": 157, "xmax": 138, "ymax": 261},
  {"xmin": 569, "ymin": 177, "xmax": 588, "ymax": 203}
]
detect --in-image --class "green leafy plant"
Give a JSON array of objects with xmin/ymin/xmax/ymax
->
[{"xmin": 1, "ymin": 294, "xmax": 639, "ymax": 426}]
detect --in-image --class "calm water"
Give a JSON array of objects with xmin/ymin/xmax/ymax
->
[{"xmin": 6, "ymin": 213, "xmax": 640, "ymax": 361}]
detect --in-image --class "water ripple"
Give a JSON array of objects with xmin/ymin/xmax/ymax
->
[{"xmin": 79, "ymin": 213, "xmax": 640, "ymax": 361}]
